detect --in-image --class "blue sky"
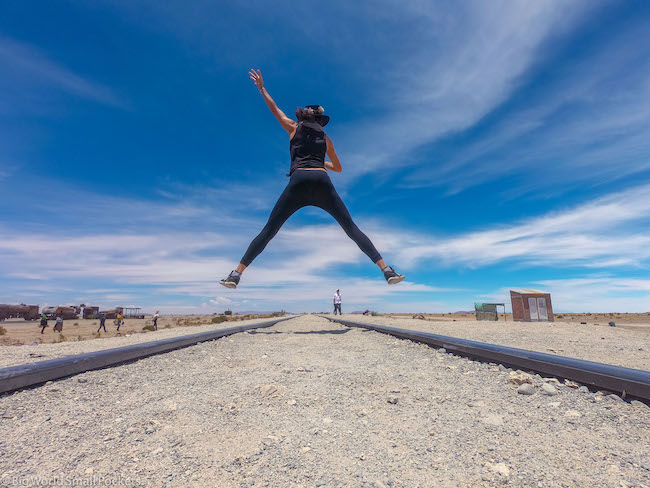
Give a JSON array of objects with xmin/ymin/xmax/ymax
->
[{"xmin": 2, "ymin": 0, "xmax": 650, "ymax": 314}]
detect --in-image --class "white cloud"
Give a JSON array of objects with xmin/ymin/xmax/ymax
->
[
  {"xmin": 0, "ymin": 36, "xmax": 127, "ymax": 110},
  {"xmin": 399, "ymin": 16, "xmax": 650, "ymax": 195},
  {"xmin": 336, "ymin": 0, "xmax": 593, "ymax": 181},
  {"xmin": 396, "ymin": 183, "xmax": 650, "ymax": 269},
  {"xmin": 210, "ymin": 296, "xmax": 232, "ymax": 305},
  {"xmin": 3, "ymin": 172, "xmax": 650, "ymax": 313}
]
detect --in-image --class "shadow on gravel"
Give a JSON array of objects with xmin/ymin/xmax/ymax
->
[
  {"xmin": 247, "ymin": 329, "xmax": 352, "ymax": 335},
  {"xmin": 293, "ymin": 329, "xmax": 352, "ymax": 335}
]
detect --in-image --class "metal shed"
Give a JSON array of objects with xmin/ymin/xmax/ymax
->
[
  {"xmin": 122, "ymin": 307, "xmax": 145, "ymax": 319},
  {"xmin": 474, "ymin": 302, "xmax": 506, "ymax": 321},
  {"xmin": 510, "ymin": 290, "xmax": 554, "ymax": 322}
]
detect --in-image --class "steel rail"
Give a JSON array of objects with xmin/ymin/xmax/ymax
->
[
  {"xmin": 0, "ymin": 316, "xmax": 294, "ymax": 395},
  {"xmin": 321, "ymin": 315, "xmax": 650, "ymax": 401}
]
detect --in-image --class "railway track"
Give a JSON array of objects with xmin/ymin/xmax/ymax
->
[
  {"xmin": 3, "ymin": 314, "xmax": 649, "ymax": 402},
  {"xmin": 321, "ymin": 315, "xmax": 650, "ymax": 401},
  {"xmin": 0, "ymin": 316, "xmax": 293, "ymax": 395}
]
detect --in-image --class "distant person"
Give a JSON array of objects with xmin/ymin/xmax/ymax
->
[
  {"xmin": 153, "ymin": 311, "xmax": 160, "ymax": 330},
  {"xmin": 40, "ymin": 313, "xmax": 48, "ymax": 334},
  {"xmin": 333, "ymin": 290, "xmax": 342, "ymax": 315},
  {"xmin": 53, "ymin": 316, "xmax": 63, "ymax": 333},
  {"xmin": 116, "ymin": 312, "xmax": 124, "ymax": 331},
  {"xmin": 219, "ymin": 69, "xmax": 405, "ymax": 289},
  {"xmin": 97, "ymin": 314, "xmax": 107, "ymax": 333}
]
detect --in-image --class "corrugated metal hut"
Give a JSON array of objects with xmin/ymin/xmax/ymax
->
[
  {"xmin": 474, "ymin": 302, "xmax": 506, "ymax": 321},
  {"xmin": 510, "ymin": 289, "xmax": 554, "ymax": 322}
]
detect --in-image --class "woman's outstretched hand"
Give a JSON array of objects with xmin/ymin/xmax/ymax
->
[{"xmin": 249, "ymin": 69, "xmax": 264, "ymax": 92}]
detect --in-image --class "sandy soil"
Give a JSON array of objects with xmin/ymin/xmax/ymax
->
[
  {"xmin": 0, "ymin": 316, "xmax": 291, "ymax": 369},
  {"xmin": 0, "ymin": 314, "xmax": 281, "ymax": 346},
  {"xmin": 330, "ymin": 314, "xmax": 650, "ymax": 371},
  {"xmin": 386, "ymin": 312, "xmax": 650, "ymax": 326},
  {"xmin": 1, "ymin": 315, "xmax": 648, "ymax": 488}
]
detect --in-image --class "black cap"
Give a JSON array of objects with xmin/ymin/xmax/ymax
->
[{"xmin": 304, "ymin": 105, "xmax": 330, "ymax": 127}]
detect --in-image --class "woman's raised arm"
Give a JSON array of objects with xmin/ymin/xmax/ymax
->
[{"xmin": 249, "ymin": 69, "xmax": 297, "ymax": 135}]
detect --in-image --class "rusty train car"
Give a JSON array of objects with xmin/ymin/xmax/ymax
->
[
  {"xmin": 83, "ymin": 306, "xmax": 100, "ymax": 319},
  {"xmin": 98, "ymin": 307, "xmax": 124, "ymax": 319},
  {"xmin": 42, "ymin": 306, "xmax": 81, "ymax": 320},
  {"xmin": 0, "ymin": 304, "xmax": 40, "ymax": 321}
]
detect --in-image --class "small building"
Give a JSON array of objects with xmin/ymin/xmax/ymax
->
[
  {"xmin": 474, "ymin": 302, "xmax": 506, "ymax": 321},
  {"xmin": 122, "ymin": 307, "xmax": 144, "ymax": 319},
  {"xmin": 510, "ymin": 290, "xmax": 554, "ymax": 322}
]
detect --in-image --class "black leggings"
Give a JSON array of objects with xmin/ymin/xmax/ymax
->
[{"xmin": 240, "ymin": 170, "xmax": 382, "ymax": 266}]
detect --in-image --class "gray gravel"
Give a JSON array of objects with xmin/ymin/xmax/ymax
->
[{"xmin": 1, "ymin": 315, "xmax": 649, "ymax": 488}]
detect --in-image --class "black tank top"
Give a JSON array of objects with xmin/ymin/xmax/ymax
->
[{"xmin": 289, "ymin": 120, "xmax": 326, "ymax": 175}]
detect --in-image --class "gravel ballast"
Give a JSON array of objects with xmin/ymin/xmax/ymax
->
[{"xmin": 1, "ymin": 315, "xmax": 649, "ymax": 488}]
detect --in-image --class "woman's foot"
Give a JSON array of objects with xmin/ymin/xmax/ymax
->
[
  {"xmin": 219, "ymin": 270, "xmax": 241, "ymax": 289},
  {"xmin": 383, "ymin": 266, "xmax": 405, "ymax": 285}
]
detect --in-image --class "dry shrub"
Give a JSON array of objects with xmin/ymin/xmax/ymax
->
[
  {"xmin": 211, "ymin": 316, "xmax": 228, "ymax": 324},
  {"xmin": 0, "ymin": 326, "xmax": 6, "ymax": 336},
  {"xmin": 164, "ymin": 324, "xmax": 172, "ymax": 329},
  {"xmin": 73, "ymin": 322, "xmax": 79, "ymax": 326},
  {"xmin": 142, "ymin": 324, "xmax": 156, "ymax": 332}
]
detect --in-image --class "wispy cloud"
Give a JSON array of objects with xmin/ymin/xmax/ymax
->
[
  {"xmin": 399, "ymin": 16, "xmax": 650, "ymax": 196},
  {"xmin": 2, "ymin": 178, "xmax": 650, "ymax": 312},
  {"xmin": 396, "ymin": 183, "xmax": 650, "ymax": 269},
  {"xmin": 0, "ymin": 35, "xmax": 127, "ymax": 110},
  {"xmin": 335, "ymin": 0, "xmax": 594, "ymax": 180}
]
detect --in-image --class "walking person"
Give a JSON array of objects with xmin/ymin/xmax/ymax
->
[
  {"xmin": 97, "ymin": 314, "xmax": 107, "ymax": 333},
  {"xmin": 153, "ymin": 311, "xmax": 160, "ymax": 330},
  {"xmin": 220, "ymin": 69, "xmax": 405, "ymax": 289},
  {"xmin": 53, "ymin": 315, "xmax": 63, "ymax": 333},
  {"xmin": 333, "ymin": 289, "xmax": 342, "ymax": 315},
  {"xmin": 116, "ymin": 311, "xmax": 124, "ymax": 331},
  {"xmin": 40, "ymin": 313, "xmax": 48, "ymax": 334}
]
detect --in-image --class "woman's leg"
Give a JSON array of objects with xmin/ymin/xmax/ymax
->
[
  {"xmin": 316, "ymin": 180, "xmax": 383, "ymax": 265},
  {"xmin": 239, "ymin": 182, "xmax": 303, "ymax": 268}
]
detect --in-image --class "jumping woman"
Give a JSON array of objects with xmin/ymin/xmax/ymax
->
[{"xmin": 219, "ymin": 69, "xmax": 405, "ymax": 289}]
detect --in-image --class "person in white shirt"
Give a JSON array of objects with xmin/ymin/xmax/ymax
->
[{"xmin": 333, "ymin": 290, "xmax": 342, "ymax": 315}]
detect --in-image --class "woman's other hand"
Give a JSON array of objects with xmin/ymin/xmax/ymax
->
[{"xmin": 249, "ymin": 69, "xmax": 264, "ymax": 91}]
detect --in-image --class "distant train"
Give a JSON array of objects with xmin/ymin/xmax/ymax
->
[
  {"xmin": 98, "ymin": 307, "xmax": 124, "ymax": 319},
  {"xmin": 0, "ymin": 304, "xmax": 40, "ymax": 321},
  {"xmin": 42, "ymin": 306, "xmax": 81, "ymax": 320},
  {"xmin": 2, "ymin": 303, "xmax": 144, "ymax": 321},
  {"xmin": 83, "ymin": 306, "xmax": 100, "ymax": 319}
]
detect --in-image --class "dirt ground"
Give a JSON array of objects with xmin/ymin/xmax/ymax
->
[
  {"xmin": 332, "ymin": 314, "xmax": 650, "ymax": 371},
  {"xmin": 0, "ymin": 316, "xmax": 292, "ymax": 369},
  {"xmin": 386, "ymin": 312, "xmax": 650, "ymax": 328},
  {"xmin": 1, "ymin": 315, "xmax": 648, "ymax": 488},
  {"xmin": 0, "ymin": 314, "xmax": 280, "ymax": 346}
]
